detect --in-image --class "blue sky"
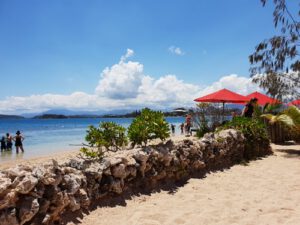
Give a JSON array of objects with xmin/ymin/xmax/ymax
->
[{"xmin": 0, "ymin": 0, "xmax": 281, "ymax": 113}]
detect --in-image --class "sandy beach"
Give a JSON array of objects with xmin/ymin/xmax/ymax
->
[
  {"xmin": 64, "ymin": 143, "xmax": 300, "ymax": 225},
  {"xmin": 1, "ymin": 141, "xmax": 299, "ymax": 225},
  {"xmin": 0, "ymin": 149, "xmax": 79, "ymax": 170},
  {"xmin": 0, "ymin": 135, "xmax": 191, "ymax": 170}
]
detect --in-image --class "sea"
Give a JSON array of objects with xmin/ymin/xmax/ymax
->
[{"xmin": 0, "ymin": 117, "xmax": 185, "ymax": 162}]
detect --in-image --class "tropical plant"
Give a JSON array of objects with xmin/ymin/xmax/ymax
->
[
  {"xmin": 193, "ymin": 103, "xmax": 211, "ymax": 138},
  {"xmin": 262, "ymin": 105, "xmax": 300, "ymax": 126},
  {"xmin": 261, "ymin": 105, "xmax": 300, "ymax": 141},
  {"xmin": 218, "ymin": 117, "xmax": 270, "ymax": 159},
  {"xmin": 80, "ymin": 121, "xmax": 128, "ymax": 160},
  {"xmin": 80, "ymin": 147, "xmax": 104, "ymax": 160},
  {"xmin": 262, "ymin": 103, "xmax": 282, "ymax": 114},
  {"xmin": 127, "ymin": 108, "xmax": 170, "ymax": 147}
]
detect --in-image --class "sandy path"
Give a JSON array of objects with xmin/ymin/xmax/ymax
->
[{"xmin": 72, "ymin": 144, "xmax": 300, "ymax": 225}]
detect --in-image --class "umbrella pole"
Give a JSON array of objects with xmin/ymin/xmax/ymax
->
[{"xmin": 222, "ymin": 102, "xmax": 225, "ymax": 122}]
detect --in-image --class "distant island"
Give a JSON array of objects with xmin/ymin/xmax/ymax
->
[
  {"xmin": 32, "ymin": 110, "xmax": 188, "ymax": 119},
  {"xmin": 33, "ymin": 114, "xmax": 69, "ymax": 119},
  {"xmin": 0, "ymin": 107, "xmax": 242, "ymax": 120},
  {"xmin": 0, "ymin": 114, "xmax": 24, "ymax": 119}
]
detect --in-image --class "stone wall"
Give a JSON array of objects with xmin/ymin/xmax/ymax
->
[{"xmin": 0, "ymin": 129, "xmax": 272, "ymax": 225}]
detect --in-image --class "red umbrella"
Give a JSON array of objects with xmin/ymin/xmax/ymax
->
[
  {"xmin": 194, "ymin": 88, "xmax": 248, "ymax": 103},
  {"xmin": 288, "ymin": 99, "xmax": 300, "ymax": 106},
  {"xmin": 246, "ymin": 91, "xmax": 280, "ymax": 106},
  {"xmin": 194, "ymin": 88, "xmax": 248, "ymax": 118}
]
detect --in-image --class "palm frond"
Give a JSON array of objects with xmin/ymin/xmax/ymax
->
[
  {"xmin": 283, "ymin": 106, "xmax": 300, "ymax": 126},
  {"xmin": 261, "ymin": 114, "xmax": 295, "ymax": 127}
]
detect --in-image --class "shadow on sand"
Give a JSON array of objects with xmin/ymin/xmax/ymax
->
[
  {"xmin": 60, "ymin": 171, "xmax": 208, "ymax": 225},
  {"xmin": 277, "ymin": 148, "xmax": 300, "ymax": 158}
]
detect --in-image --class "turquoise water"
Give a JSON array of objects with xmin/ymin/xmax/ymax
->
[{"xmin": 0, "ymin": 117, "xmax": 185, "ymax": 162}]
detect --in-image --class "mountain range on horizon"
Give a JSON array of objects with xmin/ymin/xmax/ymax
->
[
  {"xmin": 19, "ymin": 108, "xmax": 139, "ymax": 118},
  {"xmin": 16, "ymin": 104, "xmax": 244, "ymax": 118}
]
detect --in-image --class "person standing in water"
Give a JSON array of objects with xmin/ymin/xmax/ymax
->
[
  {"xmin": 1, "ymin": 136, "xmax": 6, "ymax": 151},
  {"xmin": 14, "ymin": 130, "xmax": 24, "ymax": 154},
  {"xmin": 171, "ymin": 124, "xmax": 175, "ymax": 135},
  {"xmin": 6, "ymin": 133, "xmax": 13, "ymax": 151},
  {"xmin": 185, "ymin": 114, "xmax": 192, "ymax": 136},
  {"xmin": 180, "ymin": 123, "xmax": 184, "ymax": 134}
]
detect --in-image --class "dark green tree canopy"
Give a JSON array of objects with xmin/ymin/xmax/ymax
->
[{"xmin": 249, "ymin": 0, "xmax": 300, "ymax": 99}]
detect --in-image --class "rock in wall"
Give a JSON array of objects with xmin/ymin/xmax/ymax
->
[{"xmin": 0, "ymin": 129, "xmax": 271, "ymax": 225}]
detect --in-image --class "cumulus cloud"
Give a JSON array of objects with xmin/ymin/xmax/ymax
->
[
  {"xmin": 0, "ymin": 49, "xmax": 260, "ymax": 114},
  {"xmin": 168, "ymin": 46, "xmax": 185, "ymax": 55},
  {"xmin": 95, "ymin": 50, "xmax": 143, "ymax": 99}
]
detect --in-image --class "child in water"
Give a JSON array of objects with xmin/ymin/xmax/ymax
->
[{"xmin": 1, "ymin": 136, "xmax": 6, "ymax": 151}]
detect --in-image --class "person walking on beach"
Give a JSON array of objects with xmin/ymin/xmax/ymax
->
[
  {"xmin": 6, "ymin": 133, "xmax": 13, "ymax": 151},
  {"xmin": 242, "ymin": 98, "xmax": 258, "ymax": 118},
  {"xmin": 1, "ymin": 136, "xmax": 6, "ymax": 151},
  {"xmin": 14, "ymin": 130, "xmax": 24, "ymax": 154}
]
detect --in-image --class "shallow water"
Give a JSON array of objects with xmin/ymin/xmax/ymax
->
[{"xmin": 0, "ymin": 117, "xmax": 185, "ymax": 162}]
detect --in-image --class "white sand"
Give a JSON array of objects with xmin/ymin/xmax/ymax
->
[
  {"xmin": 1, "ymin": 140, "xmax": 299, "ymax": 225},
  {"xmin": 0, "ymin": 149, "xmax": 79, "ymax": 169},
  {"xmin": 0, "ymin": 135, "xmax": 191, "ymax": 170},
  {"xmin": 72, "ymin": 144, "xmax": 300, "ymax": 225}
]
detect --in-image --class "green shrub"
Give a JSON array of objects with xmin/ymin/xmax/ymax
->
[
  {"xmin": 218, "ymin": 117, "xmax": 270, "ymax": 159},
  {"xmin": 80, "ymin": 147, "xmax": 104, "ymax": 160},
  {"xmin": 128, "ymin": 108, "xmax": 170, "ymax": 147},
  {"xmin": 80, "ymin": 121, "xmax": 128, "ymax": 160},
  {"xmin": 192, "ymin": 103, "xmax": 222, "ymax": 137},
  {"xmin": 261, "ymin": 105, "xmax": 300, "ymax": 142},
  {"xmin": 196, "ymin": 120, "xmax": 210, "ymax": 138}
]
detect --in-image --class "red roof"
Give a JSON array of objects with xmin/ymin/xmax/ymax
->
[
  {"xmin": 246, "ymin": 92, "xmax": 280, "ymax": 106},
  {"xmin": 194, "ymin": 88, "xmax": 248, "ymax": 103}
]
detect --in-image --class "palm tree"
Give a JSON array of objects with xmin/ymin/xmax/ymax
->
[{"xmin": 262, "ymin": 106, "xmax": 300, "ymax": 142}]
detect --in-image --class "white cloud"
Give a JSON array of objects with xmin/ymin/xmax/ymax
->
[
  {"xmin": 95, "ymin": 58, "xmax": 144, "ymax": 99},
  {"xmin": 199, "ymin": 74, "xmax": 261, "ymax": 96},
  {"xmin": 120, "ymin": 48, "xmax": 134, "ymax": 62},
  {"xmin": 0, "ymin": 50, "xmax": 260, "ymax": 114},
  {"xmin": 168, "ymin": 46, "xmax": 185, "ymax": 55}
]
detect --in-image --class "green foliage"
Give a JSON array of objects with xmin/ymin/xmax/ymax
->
[
  {"xmin": 218, "ymin": 117, "xmax": 270, "ymax": 159},
  {"xmin": 261, "ymin": 114, "xmax": 294, "ymax": 126},
  {"xmin": 253, "ymin": 104, "xmax": 263, "ymax": 120},
  {"xmin": 262, "ymin": 103, "xmax": 282, "ymax": 114},
  {"xmin": 262, "ymin": 105, "xmax": 300, "ymax": 141},
  {"xmin": 284, "ymin": 106, "xmax": 300, "ymax": 126},
  {"xmin": 80, "ymin": 122, "xmax": 128, "ymax": 160},
  {"xmin": 127, "ymin": 108, "xmax": 170, "ymax": 147},
  {"xmin": 192, "ymin": 103, "xmax": 224, "ymax": 138},
  {"xmin": 80, "ymin": 147, "xmax": 104, "ymax": 160},
  {"xmin": 249, "ymin": 1, "xmax": 300, "ymax": 99},
  {"xmin": 196, "ymin": 124, "xmax": 210, "ymax": 138},
  {"xmin": 194, "ymin": 103, "xmax": 210, "ymax": 138},
  {"xmin": 262, "ymin": 105, "xmax": 300, "ymax": 127}
]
